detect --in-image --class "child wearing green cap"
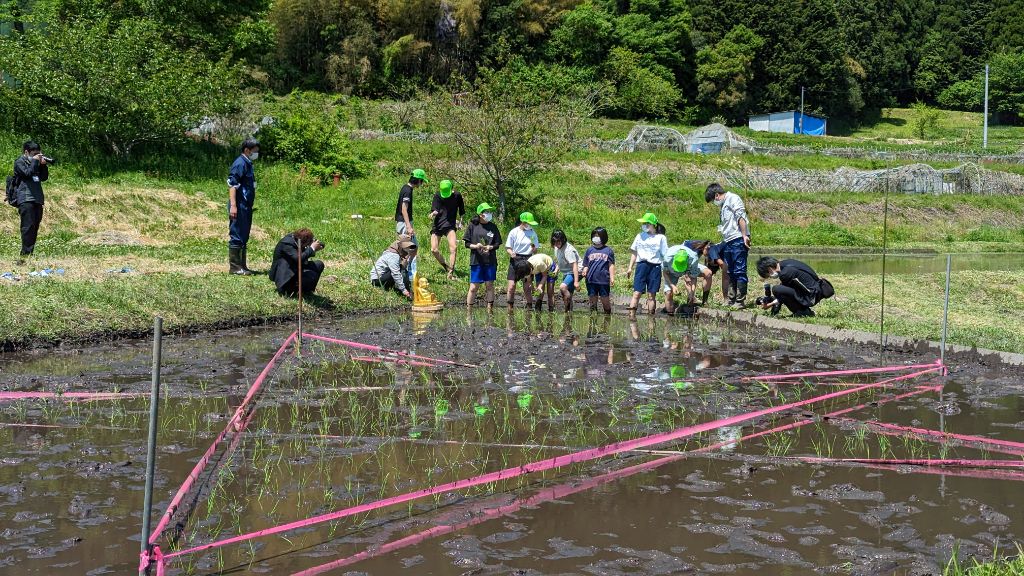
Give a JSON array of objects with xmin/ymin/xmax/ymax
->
[
  {"xmin": 663, "ymin": 241, "xmax": 712, "ymax": 314},
  {"xmin": 505, "ymin": 211, "xmax": 540, "ymax": 309},
  {"xmin": 394, "ymin": 169, "xmax": 428, "ymax": 242},
  {"xmin": 625, "ymin": 212, "xmax": 668, "ymax": 314},
  {"xmin": 429, "ymin": 179, "xmax": 465, "ymax": 280},
  {"xmin": 463, "ymin": 202, "xmax": 502, "ymax": 309}
]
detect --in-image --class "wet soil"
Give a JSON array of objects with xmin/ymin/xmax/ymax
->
[{"xmin": 0, "ymin": 309, "xmax": 1021, "ymax": 575}]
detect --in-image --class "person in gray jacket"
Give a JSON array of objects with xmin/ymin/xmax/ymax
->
[
  {"xmin": 13, "ymin": 140, "xmax": 49, "ymax": 258},
  {"xmin": 370, "ymin": 238, "xmax": 418, "ymax": 299}
]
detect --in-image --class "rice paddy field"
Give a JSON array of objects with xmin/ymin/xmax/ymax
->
[{"xmin": 1, "ymin": 309, "xmax": 1022, "ymax": 574}]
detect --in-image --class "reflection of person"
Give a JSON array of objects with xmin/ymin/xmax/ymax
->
[
  {"xmin": 551, "ymin": 230, "xmax": 581, "ymax": 312},
  {"xmin": 13, "ymin": 140, "xmax": 49, "ymax": 259},
  {"xmin": 429, "ymin": 180, "xmax": 465, "ymax": 279},
  {"xmin": 370, "ymin": 238, "xmax": 418, "ymax": 299},
  {"xmin": 395, "ymin": 169, "xmax": 428, "ymax": 241},
  {"xmin": 269, "ymin": 228, "xmax": 325, "ymax": 297},
  {"xmin": 705, "ymin": 183, "xmax": 750, "ymax": 308},
  {"xmin": 504, "ymin": 211, "xmax": 540, "ymax": 309},
  {"xmin": 582, "ymin": 227, "xmax": 615, "ymax": 313},
  {"xmin": 227, "ymin": 139, "xmax": 259, "ymax": 275},
  {"xmin": 664, "ymin": 242, "xmax": 713, "ymax": 313},
  {"xmin": 756, "ymin": 256, "xmax": 826, "ymax": 317},
  {"xmin": 624, "ymin": 213, "xmax": 668, "ymax": 315},
  {"xmin": 463, "ymin": 202, "xmax": 501, "ymax": 309}
]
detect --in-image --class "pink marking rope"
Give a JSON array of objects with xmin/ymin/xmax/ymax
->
[
  {"xmin": 291, "ymin": 382, "xmax": 945, "ymax": 574},
  {"xmin": 0, "ymin": 391, "xmax": 144, "ymax": 401},
  {"xmin": 302, "ymin": 333, "xmax": 478, "ymax": 368},
  {"xmin": 746, "ymin": 361, "xmax": 943, "ymax": 382},
  {"xmin": 834, "ymin": 419, "xmax": 1024, "ymax": 456},
  {"xmin": 795, "ymin": 457, "xmax": 1024, "ymax": 469},
  {"xmin": 141, "ymin": 331, "xmax": 297, "ymax": 574},
  {"xmin": 155, "ymin": 362, "xmax": 943, "ymax": 567}
]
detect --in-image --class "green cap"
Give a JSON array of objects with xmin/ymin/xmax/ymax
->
[
  {"xmin": 637, "ymin": 212, "xmax": 658, "ymax": 226},
  {"xmin": 519, "ymin": 211, "xmax": 539, "ymax": 226},
  {"xmin": 672, "ymin": 250, "xmax": 689, "ymax": 273},
  {"xmin": 411, "ymin": 168, "xmax": 428, "ymax": 183},
  {"xmin": 439, "ymin": 179, "xmax": 453, "ymax": 198},
  {"xmin": 476, "ymin": 202, "xmax": 495, "ymax": 214}
]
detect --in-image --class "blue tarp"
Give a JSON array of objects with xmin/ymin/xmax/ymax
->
[{"xmin": 794, "ymin": 113, "xmax": 826, "ymax": 136}]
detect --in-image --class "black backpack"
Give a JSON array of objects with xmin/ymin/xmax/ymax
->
[
  {"xmin": 818, "ymin": 277, "xmax": 835, "ymax": 300},
  {"xmin": 5, "ymin": 173, "xmax": 18, "ymax": 206}
]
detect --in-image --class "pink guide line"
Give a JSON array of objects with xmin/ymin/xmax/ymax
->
[
  {"xmin": 746, "ymin": 360, "xmax": 943, "ymax": 382},
  {"xmin": 160, "ymin": 365, "xmax": 941, "ymax": 563},
  {"xmin": 795, "ymin": 457, "xmax": 1024, "ymax": 469},
  {"xmin": 836, "ymin": 419, "xmax": 1024, "ymax": 456},
  {"xmin": 291, "ymin": 383, "xmax": 944, "ymax": 574},
  {"xmin": 0, "ymin": 391, "xmax": 145, "ymax": 401},
  {"xmin": 146, "ymin": 331, "xmax": 297, "ymax": 548},
  {"xmin": 858, "ymin": 462, "xmax": 1024, "ymax": 482},
  {"xmin": 302, "ymin": 333, "xmax": 478, "ymax": 368}
]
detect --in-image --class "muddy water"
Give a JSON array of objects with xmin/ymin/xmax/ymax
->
[{"xmin": 0, "ymin": 310, "xmax": 1021, "ymax": 575}]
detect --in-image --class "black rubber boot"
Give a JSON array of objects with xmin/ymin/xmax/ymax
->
[
  {"xmin": 700, "ymin": 289, "xmax": 710, "ymax": 306},
  {"xmin": 727, "ymin": 281, "xmax": 737, "ymax": 305},
  {"xmin": 229, "ymin": 247, "xmax": 244, "ymax": 274},
  {"xmin": 732, "ymin": 280, "xmax": 748, "ymax": 309},
  {"xmin": 238, "ymin": 247, "xmax": 256, "ymax": 275}
]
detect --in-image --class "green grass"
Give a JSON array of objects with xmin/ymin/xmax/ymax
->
[
  {"xmin": 945, "ymin": 544, "xmax": 1024, "ymax": 576},
  {"xmin": 3, "ymin": 128, "xmax": 1024, "ymax": 351}
]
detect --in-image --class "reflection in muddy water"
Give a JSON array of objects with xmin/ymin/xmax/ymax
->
[{"xmin": 0, "ymin": 309, "xmax": 1022, "ymax": 575}]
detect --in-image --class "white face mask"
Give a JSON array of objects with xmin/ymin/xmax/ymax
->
[
  {"xmin": 770, "ymin": 271, "xmax": 779, "ymax": 279},
  {"xmin": 592, "ymin": 236, "xmax": 602, "ymax": 245},
  {"xmin": 713, "ymin": 198, "xmax": 724, "ymax": 207},
  {"xmin": 641, "ymin": 224, "xmax": 652, "ymax": 234},
  {"xmin": 523, "ymin": 224, "xmax": 532, "ymax": 231},
  {"xmin": 481, "ymin": 212, "xmax": 492, "ymax": 223},
  {"xmin": 249, "ymin": 151, "xmax": 259, "ymax": 160}
]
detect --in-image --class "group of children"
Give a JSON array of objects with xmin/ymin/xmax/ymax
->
[{"xmin": 378, "ymin": 170, "xmax": 738, "ymax": 315}]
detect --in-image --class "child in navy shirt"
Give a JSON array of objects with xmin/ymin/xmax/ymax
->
[{"xmin": 581, "ymin": 227, "xmax": 616, "ymax": 313}]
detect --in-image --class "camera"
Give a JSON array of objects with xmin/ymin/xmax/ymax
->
[{"xmin": 754, "ymin": 283, "xmax": 773, "ymax": 306}]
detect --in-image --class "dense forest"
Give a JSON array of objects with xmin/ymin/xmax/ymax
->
[{"xmin": 2, "ymin": 0, "xmax": 1024, "ymax": 147}]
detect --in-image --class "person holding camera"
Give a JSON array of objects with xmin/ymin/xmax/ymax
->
[
  {"xmin": 269, "ymin": 228, "xmax": 325, "ymax": 297},
  {"xmin": 13, "ymin": 141, "xmax": 49, "ymax": 259},
  {"xmin": 227, "ymin": 139, "xmax": 260, "ymax": 275},
  {"xmin": 755, "ymin": 256, "xmax": 832, "ymax": 318}
]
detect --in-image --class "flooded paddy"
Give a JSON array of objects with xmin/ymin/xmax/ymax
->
[{"xmin": 0, "ymin": 310, "xmax": 1022, "ymax": 575}]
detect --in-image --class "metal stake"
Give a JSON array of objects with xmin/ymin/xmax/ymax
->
[
  {"xmin": 297, "ymin": 239, "xmax": 303, "ymax": 356},
  {"xmin": 941, "ymin": 253, "xmax": 951, "ymax": 364},
  {"xmin": 983, "ymin": 64, "xmax": 989, "ymax": 149},
  {"xmin": 879, "ymin": 181, "xmax": 890, "ymax": 363},
  {"xmin": 799, "ymin": 86, "xmax": 805, "ymax": 135},
  {"xmin": 140, "ymin": 316, "xmax": 163, "ymax": 574}
]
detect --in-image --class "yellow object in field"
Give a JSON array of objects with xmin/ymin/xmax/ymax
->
[{"xmin": 412, "ymin": 273, "xmax": 443, "ymax": 311}]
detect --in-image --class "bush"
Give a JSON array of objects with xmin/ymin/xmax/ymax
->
[
  {"xmin": 259, "ymin": 91, "xmax": 364, "ymax": 183},
  {"xmin": 910, "ymin": 101, "xmax": 941, "ymax": 139},
  {"xmin": 938, "ymin": 78, "xmax": 983, "ymax": 111}
]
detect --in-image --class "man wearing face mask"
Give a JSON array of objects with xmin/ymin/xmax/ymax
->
[
  {"xmin": 227, "ymin": 139, "xmax": 260, "ymax": 275},
  {"xmin": 463, "ymin": 202, "xmax": 502, "ymax": 309},
  {"xmin": 755, "ymin": 256, "xmax": 830, "ymax": 317},
  {"xmin": 705, "ymin": 182, "xmax": 750, "ymax": 308}
]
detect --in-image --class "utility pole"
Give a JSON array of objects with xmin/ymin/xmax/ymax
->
[
  {"xmin": 799, "ymin": 86, "xmax": 805, "ymax": 135},
  {"xmin": 983, "ymin": 64, "xmax": 989, "ymax": 149}
]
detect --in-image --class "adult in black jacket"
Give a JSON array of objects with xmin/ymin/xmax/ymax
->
[
  {"xmin": 13, "ymin": 140, "xmax": 49, "ymax": 258},
  {"xmin": 756, "ymin": 256, "xmax": 824, "ymax": 317},
  {"xmin": 269, "ymin": 228, "xmax": 325, "ymax": 296}
]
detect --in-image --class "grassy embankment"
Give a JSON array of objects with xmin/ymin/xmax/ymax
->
[{"xmin": 1, "ymin": 128, "xmax": 1022, "ymax": 352}]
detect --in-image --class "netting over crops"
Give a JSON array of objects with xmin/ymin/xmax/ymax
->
[{"xmin": 613, "ymin": 123, "xmax": 755, "ymax": 154}]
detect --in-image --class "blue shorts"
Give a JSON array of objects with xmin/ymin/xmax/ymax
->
[
  {"xmin": 632, "ymin": 261, "xmax": 662, "ymax": 294},
  {"xmin": 470, "ymin": 264, "xmax": 497, "ymax": 284},
  {"xmin": 560, "ymin": 273, "xmax": 576, "ymax": 294},
  {"xmin": 587, "ymin": 283, "xmax": 610, "ymax": 297}
]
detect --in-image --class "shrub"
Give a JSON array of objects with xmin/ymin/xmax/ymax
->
[{"xmin": 259, "ymin": 91, "xmax": 364, "ymax": 183}]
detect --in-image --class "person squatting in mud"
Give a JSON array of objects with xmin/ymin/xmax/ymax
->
[
  {"xmin": 370, "ymin": 238, "xmax": 418, "ymax": 299},
  {"xmin": 663, "ymin": 240, "xmax": 713, "ymax": 315},
  {"xmin": 269, "ymin": 228, "xmax": 325, "ymax": 297},
  {"xmin": 755, "ymin": 256, "xmax": 835, "ymax": 317}
]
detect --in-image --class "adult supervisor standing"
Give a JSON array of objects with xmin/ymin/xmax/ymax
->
[
  {"xmin": 395, "ymin": 168, "xmax": 428, "ymax": 242},
  {"xmin": 227, "ymin": 139, "xmax": 260, "ymax": 275},
  {"xmin": 429, "ymin": 179, "xmax": 465, "ymax": 279},
  {"xmin": 13, "ymin": 141, "xmax": 48, "ymax": 260},
  {"xmin": 705, "ymin": 183, "xmax": 750, "ymax": 308}
]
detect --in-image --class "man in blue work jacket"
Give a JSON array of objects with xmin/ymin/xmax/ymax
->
[{"xmin": 227, "ymin": 139, "xmax": 259, "ymax": 275}]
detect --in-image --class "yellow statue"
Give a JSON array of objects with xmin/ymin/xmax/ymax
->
[{"xmin": 412, "ymin": 273, "xmax": 443, "ymax": 311}]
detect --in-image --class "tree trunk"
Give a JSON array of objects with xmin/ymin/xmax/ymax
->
[{"xmin": 496, "ymin": 177, "xmax": 506, "ymax": 221}]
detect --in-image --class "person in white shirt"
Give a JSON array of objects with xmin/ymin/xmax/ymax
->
[
  {"xmin": 705, "ymin": 183, "xmax": 751, "ymax": 308},
  {"xmin": 624, "ymin": 212, "xmax": 668, "ymax": 315},
  {"xmin": 504, "ymin": 211, "xmax": 540, "ymax": 309}
]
